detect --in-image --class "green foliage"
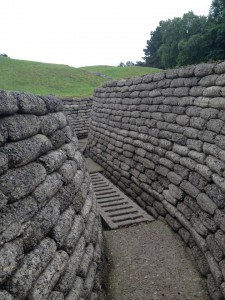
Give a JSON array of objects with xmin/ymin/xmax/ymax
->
[
  {"xmin": 177, "ymin": 34, "xmax": 208, "ymax": 66},
  {"xmin": 0, "ymin": 53, "xmax": 8, "ymax": 57},
  {"xmin": 118, "ymin": 62, "xmax": 126, "ymax": 67},
  {"xmin": 0, "ymin": 58, "xmax": 161, "ymax": 98},
  {"xmin": 143, "ymin": 0, "xmax": 225, "ymax": 68},
  {"xmin": 143, "ymin": 26, "xmax": 162, "ymax": 68},
  {"xmin": 118, "ymin": 61, "xmax": 136, "ymax": 67},
  {"xmin": 209, "ymin": 0, "xmax": 225, "ymax": 23},
  {"xmin": 158, "ymin": 18, "xmax": 182, "ymax": 68},
  {"xmin": 136, "ymin": 61, "xmax": 147, "ymax": 66},
  {"xmin": 205, "ymin": 23, "xmax": 225, "ymax": 61}
]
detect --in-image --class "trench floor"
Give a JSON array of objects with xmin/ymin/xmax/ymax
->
[
  {"xmin": 78, "ymin": 138, "xmax": 88, "ymax": 153},
  {"xmin": 104, "ymin": 221, "xmax": 210, "ymax": 300},
  {"xmin": 85, "ymin": 157, "xmax": 210, "ymax": 300}
]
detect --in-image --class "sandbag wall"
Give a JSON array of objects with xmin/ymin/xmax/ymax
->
[
  {"xmin": 0, "ymin": 91, "xmax": 103, "ymax": 300},
  {"xmin": 87, "ymin": 62, "xmax": 225, "ymax": 299},
  {"xmin": 63, "ymin": 98, "xmax": 93, "ymax": 139}
]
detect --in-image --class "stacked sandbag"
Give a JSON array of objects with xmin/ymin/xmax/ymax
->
[
  {"xmin": 63, "ymin": 98, "xmax": 93, "ymax": 139},
  {"xmin": 87, "ymin": 62, "xmax": 225, "ymax": 299},
  {"xmin": 0, "ymin": 91, "xmax": 103, "ymax": 300}
]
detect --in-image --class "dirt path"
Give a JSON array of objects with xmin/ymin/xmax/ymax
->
[{"xmin": 104, "ymin": 221, "xmax": 210, "ymax": 300}]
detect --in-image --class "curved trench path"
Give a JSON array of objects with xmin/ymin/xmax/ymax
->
[
  {"xmin": 84, "ymin": 152, "xmax": 211, "ymax": 300},
  {"xmin": 104, "ymin": 221, "xmax": 210, "ymax": 300}
]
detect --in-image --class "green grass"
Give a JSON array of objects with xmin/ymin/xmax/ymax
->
[
  {"xmin": 0, "ymin": 57, "xmax": 106, "ymax": 98},
  {"xmin": 79, "ymin": 65, "xmax": 161, "ymax": 80},
  {"xmin": 0, "ymin": 58, "xmax": 162, "ymax": 98}
]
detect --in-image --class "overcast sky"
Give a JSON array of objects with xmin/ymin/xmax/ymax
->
[{"xmin": 1, "ymin": 0, "xmax": 212, "ymax": 67}]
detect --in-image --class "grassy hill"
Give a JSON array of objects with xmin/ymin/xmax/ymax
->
[
  {"xmin": 0, "ymin": 57, "xmax": 106, "ymax": 98},
  {"xmin": 79, "ymin": 65, "xmax": 161, "ymax": 80},
  {"xmin": 0, "ymin": 57, "xmax": 161, "ymax": 98}
]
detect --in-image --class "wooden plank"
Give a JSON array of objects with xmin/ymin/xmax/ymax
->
[{"xmin": 91, "ymin": 172, "xmax": 154, "ymax": 229}]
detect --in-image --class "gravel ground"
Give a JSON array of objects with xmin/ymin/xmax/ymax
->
[{"xmin": 104, "ymin": 221, "xmax": 210, "ymax": 300}]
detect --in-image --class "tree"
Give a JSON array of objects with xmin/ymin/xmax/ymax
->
[
  {"xmin": 143, "ymin": 25, "xmax": 162, "ymax": 68},
  {"xmin": 118, "ymin": 62, "xmax": 125, "ymax": 67},
  {"xmin": 136, "ymin": 61, "xmax": 146, "ymax": 66},
  {"xmin": 118, "ymin": 61, "xmax": 135, "ymax": 67},
  {"xmin": 142, "ymin": 0, "xmax": 225, "ymax": 68},
  {"xmin": 209, "ymin": 0, "xmax": 225, "ymax": 23},
  {"xmin": 125, "ymin": 61, "xmax": 135, "ymax": 66},
  {"xmin": 177, "ymin": 12, "xmax": 208, "ymax": 65},
  {"xmin": 143, "ymin": 12, "xmax": 207, "ymax": 68},
  {"xmin": 0, "ymin": 53, "xmax": 8, "ymax": 57},
  {"xmin": 205, "ymin": 22, "xmax": 225, "ymax": 61},
  {"xmin": 177, "ymin": 34, "xmax": 208, "ymax": 65},
  {"xmin": 159, "ymin": 18, "xmax": 184, "ymax": 68},
  {"xmin": 206, "ymin": 0, "xmax": 225, "ymax": 60}
]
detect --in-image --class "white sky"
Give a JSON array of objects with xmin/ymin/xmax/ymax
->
[{"xmin": 1, "ymin": 0, "xmax": 212, "ymax": 67}]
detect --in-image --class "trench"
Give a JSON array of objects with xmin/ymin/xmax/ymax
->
[
  {"xmin": 70, "ymin": 62, "xmax": 225, "ymax": 299},
  {"xmin": 81, "ymin": 143, "xmax": 210, "ymax": 300}
]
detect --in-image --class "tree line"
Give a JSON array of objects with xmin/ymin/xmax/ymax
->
[{"xmin": 142, "ymin": 0, "xmax": 225, "ymax": 69}]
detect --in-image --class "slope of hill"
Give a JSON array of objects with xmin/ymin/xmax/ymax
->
[
  {"xmin": 0, "ymin": 58, "xmax": 161, "ymax": 97},
  {"xmin": 79, "ymin": 65, "xmax": 161, "ymax": 80},
  {"xmin": 0, "ymin": 57, "xmax": 106, "ymax": 98}
]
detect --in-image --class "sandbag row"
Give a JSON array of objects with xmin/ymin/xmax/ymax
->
[
  {"xmin": 87, "ymin": 62, "xmax": 225, "ymax": 300},
  {"xmin": 0, "ymin": 91, "xmax": 103, "ymax": 300},
  {"xmin": 63, "ymin": 98, "xmax": 93, "ymax": 139}
]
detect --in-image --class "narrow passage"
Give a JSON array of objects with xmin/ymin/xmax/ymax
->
[
  {"xmin": 105, "ymin": 222, "xmax": 210, "ymax": 300},
  {"xmin": 85, "ymin": 157, "xmax": 210, "ymax": 300}
]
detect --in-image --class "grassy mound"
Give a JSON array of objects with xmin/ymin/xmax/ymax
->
[
  {"xmin": 0, "ymin": 57, "xmax": 161, "ymax": 97},
  {"xmin": 79, "ymin": 65, "xmax": 161, "ymax": 80}
]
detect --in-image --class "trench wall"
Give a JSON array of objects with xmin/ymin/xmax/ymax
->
[
  {"xmin": 0, "ymin": 91, "xmax": 103, "ymax": 300},
  {"xmin": 87, "ymin": 62, "xmax": 225, "ymax": 299},
  {"xmin": 63, "ymin": 98, "xmax": 93, "ymax": 139}
]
